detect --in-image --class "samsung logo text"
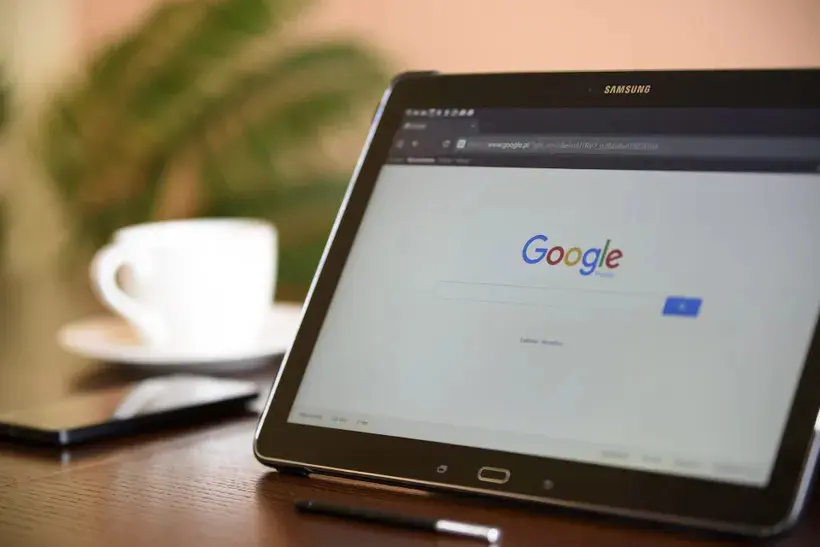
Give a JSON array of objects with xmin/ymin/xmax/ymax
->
[{"xmin": 604, "ymin": 85, "xmax": 651, "ymax": 95}]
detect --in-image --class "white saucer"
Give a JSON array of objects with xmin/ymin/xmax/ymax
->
[{"xmin": 57, "ymin": 303, "xmax": 303, "ymax": 371}]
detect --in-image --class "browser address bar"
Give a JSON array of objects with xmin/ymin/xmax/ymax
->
[{"xmin": 455, "ymin": 135, "xmax": 820, "ymax": 160}]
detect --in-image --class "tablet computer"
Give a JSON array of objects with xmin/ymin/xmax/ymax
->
[{"xmin": 255, "ymin": 69, "xmax": 820, "ymax": 536}]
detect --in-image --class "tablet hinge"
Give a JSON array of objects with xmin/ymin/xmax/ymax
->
[{"xmin": 275, "ymin": 465, "xmax": 311, "ymax": 477}]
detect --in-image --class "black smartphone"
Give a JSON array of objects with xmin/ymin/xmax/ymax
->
[{"xmin": 0, "ymin": 374, "xmax": 259, "ymax": 446}]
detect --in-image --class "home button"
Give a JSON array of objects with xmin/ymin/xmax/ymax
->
[{"xmin": 477, "ymin": 466, "xmax": 510, "ymax": 484}]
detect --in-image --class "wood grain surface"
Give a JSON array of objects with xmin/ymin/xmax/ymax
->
[
  {"xmin": 0, "ymin": 273, "xmax": 818, "ymax": 546},
  {"xmin": 1, "ymin": 415, "xmax": 818, "ymax": 547}
]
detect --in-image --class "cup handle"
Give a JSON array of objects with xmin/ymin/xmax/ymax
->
[{"xmin": 90, "ymin": 244, "xmax": 165, "ymax": 344}]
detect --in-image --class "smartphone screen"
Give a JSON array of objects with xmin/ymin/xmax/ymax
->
[{"xmin": 0, "ymin": 375, "xmax": 259, "ymax": 445}]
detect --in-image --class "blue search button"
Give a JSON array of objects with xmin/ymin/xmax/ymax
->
[{"xmin": 663, "ymin": 297, "xmax": 702, "ymax": 317}]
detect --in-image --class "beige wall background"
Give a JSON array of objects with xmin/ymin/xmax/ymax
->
[
  {"xmin": 78, "ymin": 0, "xmax": 820, "ymax": 69},
  {"xmin": 3, "ymin": 0, "xmax": 820, "ymax": 276},
  {"xmin": 3, "ymin": 0, "xmax": 78, "ymax": 275}
]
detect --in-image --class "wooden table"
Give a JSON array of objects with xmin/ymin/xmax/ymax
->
[{"xmin": 0, "ymin": 267, "xmax": 818, "ymax": 546}]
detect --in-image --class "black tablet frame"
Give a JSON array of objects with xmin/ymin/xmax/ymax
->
[{"xmin": 255, "ymin": 69, "xmax": 820, "ymax": 536}]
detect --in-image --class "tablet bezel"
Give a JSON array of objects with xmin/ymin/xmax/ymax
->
[{"xmin": 255, "ymin": 69, "xmax": 820, "ymax": 535}]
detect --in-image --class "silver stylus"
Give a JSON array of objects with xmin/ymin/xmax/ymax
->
[{"xmin": 295, "ymin": 499, "xmax": 502, "ymax": 543}]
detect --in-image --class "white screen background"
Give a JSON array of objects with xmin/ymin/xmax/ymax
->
[{"xmin": 289, "ymin": 166, "xmax": 820, "ymax": 486}]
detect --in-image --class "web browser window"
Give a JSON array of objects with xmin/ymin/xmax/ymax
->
[{"xmin": 289, "ymin": 108, "xmax": 820, "ymax": 487}]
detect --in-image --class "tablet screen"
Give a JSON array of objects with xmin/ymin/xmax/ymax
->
[{"xmin": 288, "ymin": 108, "xmax": 820, "ymax": 488}]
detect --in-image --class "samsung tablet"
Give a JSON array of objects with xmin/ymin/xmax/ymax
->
[{"xmin": 254, "ymin": 69, "xmax": 820, "ymax": 536}]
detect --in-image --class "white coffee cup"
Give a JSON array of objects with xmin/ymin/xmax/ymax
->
[{"xmin": 90, "ymin": 218, "xmax": 277, "ymax": 355}]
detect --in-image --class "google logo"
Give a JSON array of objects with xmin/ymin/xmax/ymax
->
[{"xmin": 522, "ymin": 235, "xmax": 623, "ymax": 276}]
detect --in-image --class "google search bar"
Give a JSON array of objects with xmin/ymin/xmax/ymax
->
[
  {"xmin": 436, "ymin": 280, "xmax": 657, "ymax": 312},
  {"xmin": 455, "ymin": 135, "xmax": 820, "ymax": 161},
  {"xmin": 435, "ymin": 281, "xmax": 702, "ymax": 318}
]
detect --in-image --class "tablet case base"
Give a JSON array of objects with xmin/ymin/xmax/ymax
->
[{"xmin": 260, "ymin": 427, "xmax": 820, "ymax": 538}]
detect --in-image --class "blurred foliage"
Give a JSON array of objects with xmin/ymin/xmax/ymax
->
[{"xmin": 39, "ymin": 0, "xmax": 387, "ymax": 295}]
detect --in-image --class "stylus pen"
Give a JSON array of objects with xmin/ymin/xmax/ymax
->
[{"xmin": 294, "ymin": 499, "xmax": 501, "ymax": 543}]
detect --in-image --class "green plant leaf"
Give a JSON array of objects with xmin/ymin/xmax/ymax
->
[
  {"xmin": 182, "ymin": 41, "xmax": 386, "ymax": 195},
  {"xmin": 38, "ymin": 0, "xmax": 388, "ymax": 291}
]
